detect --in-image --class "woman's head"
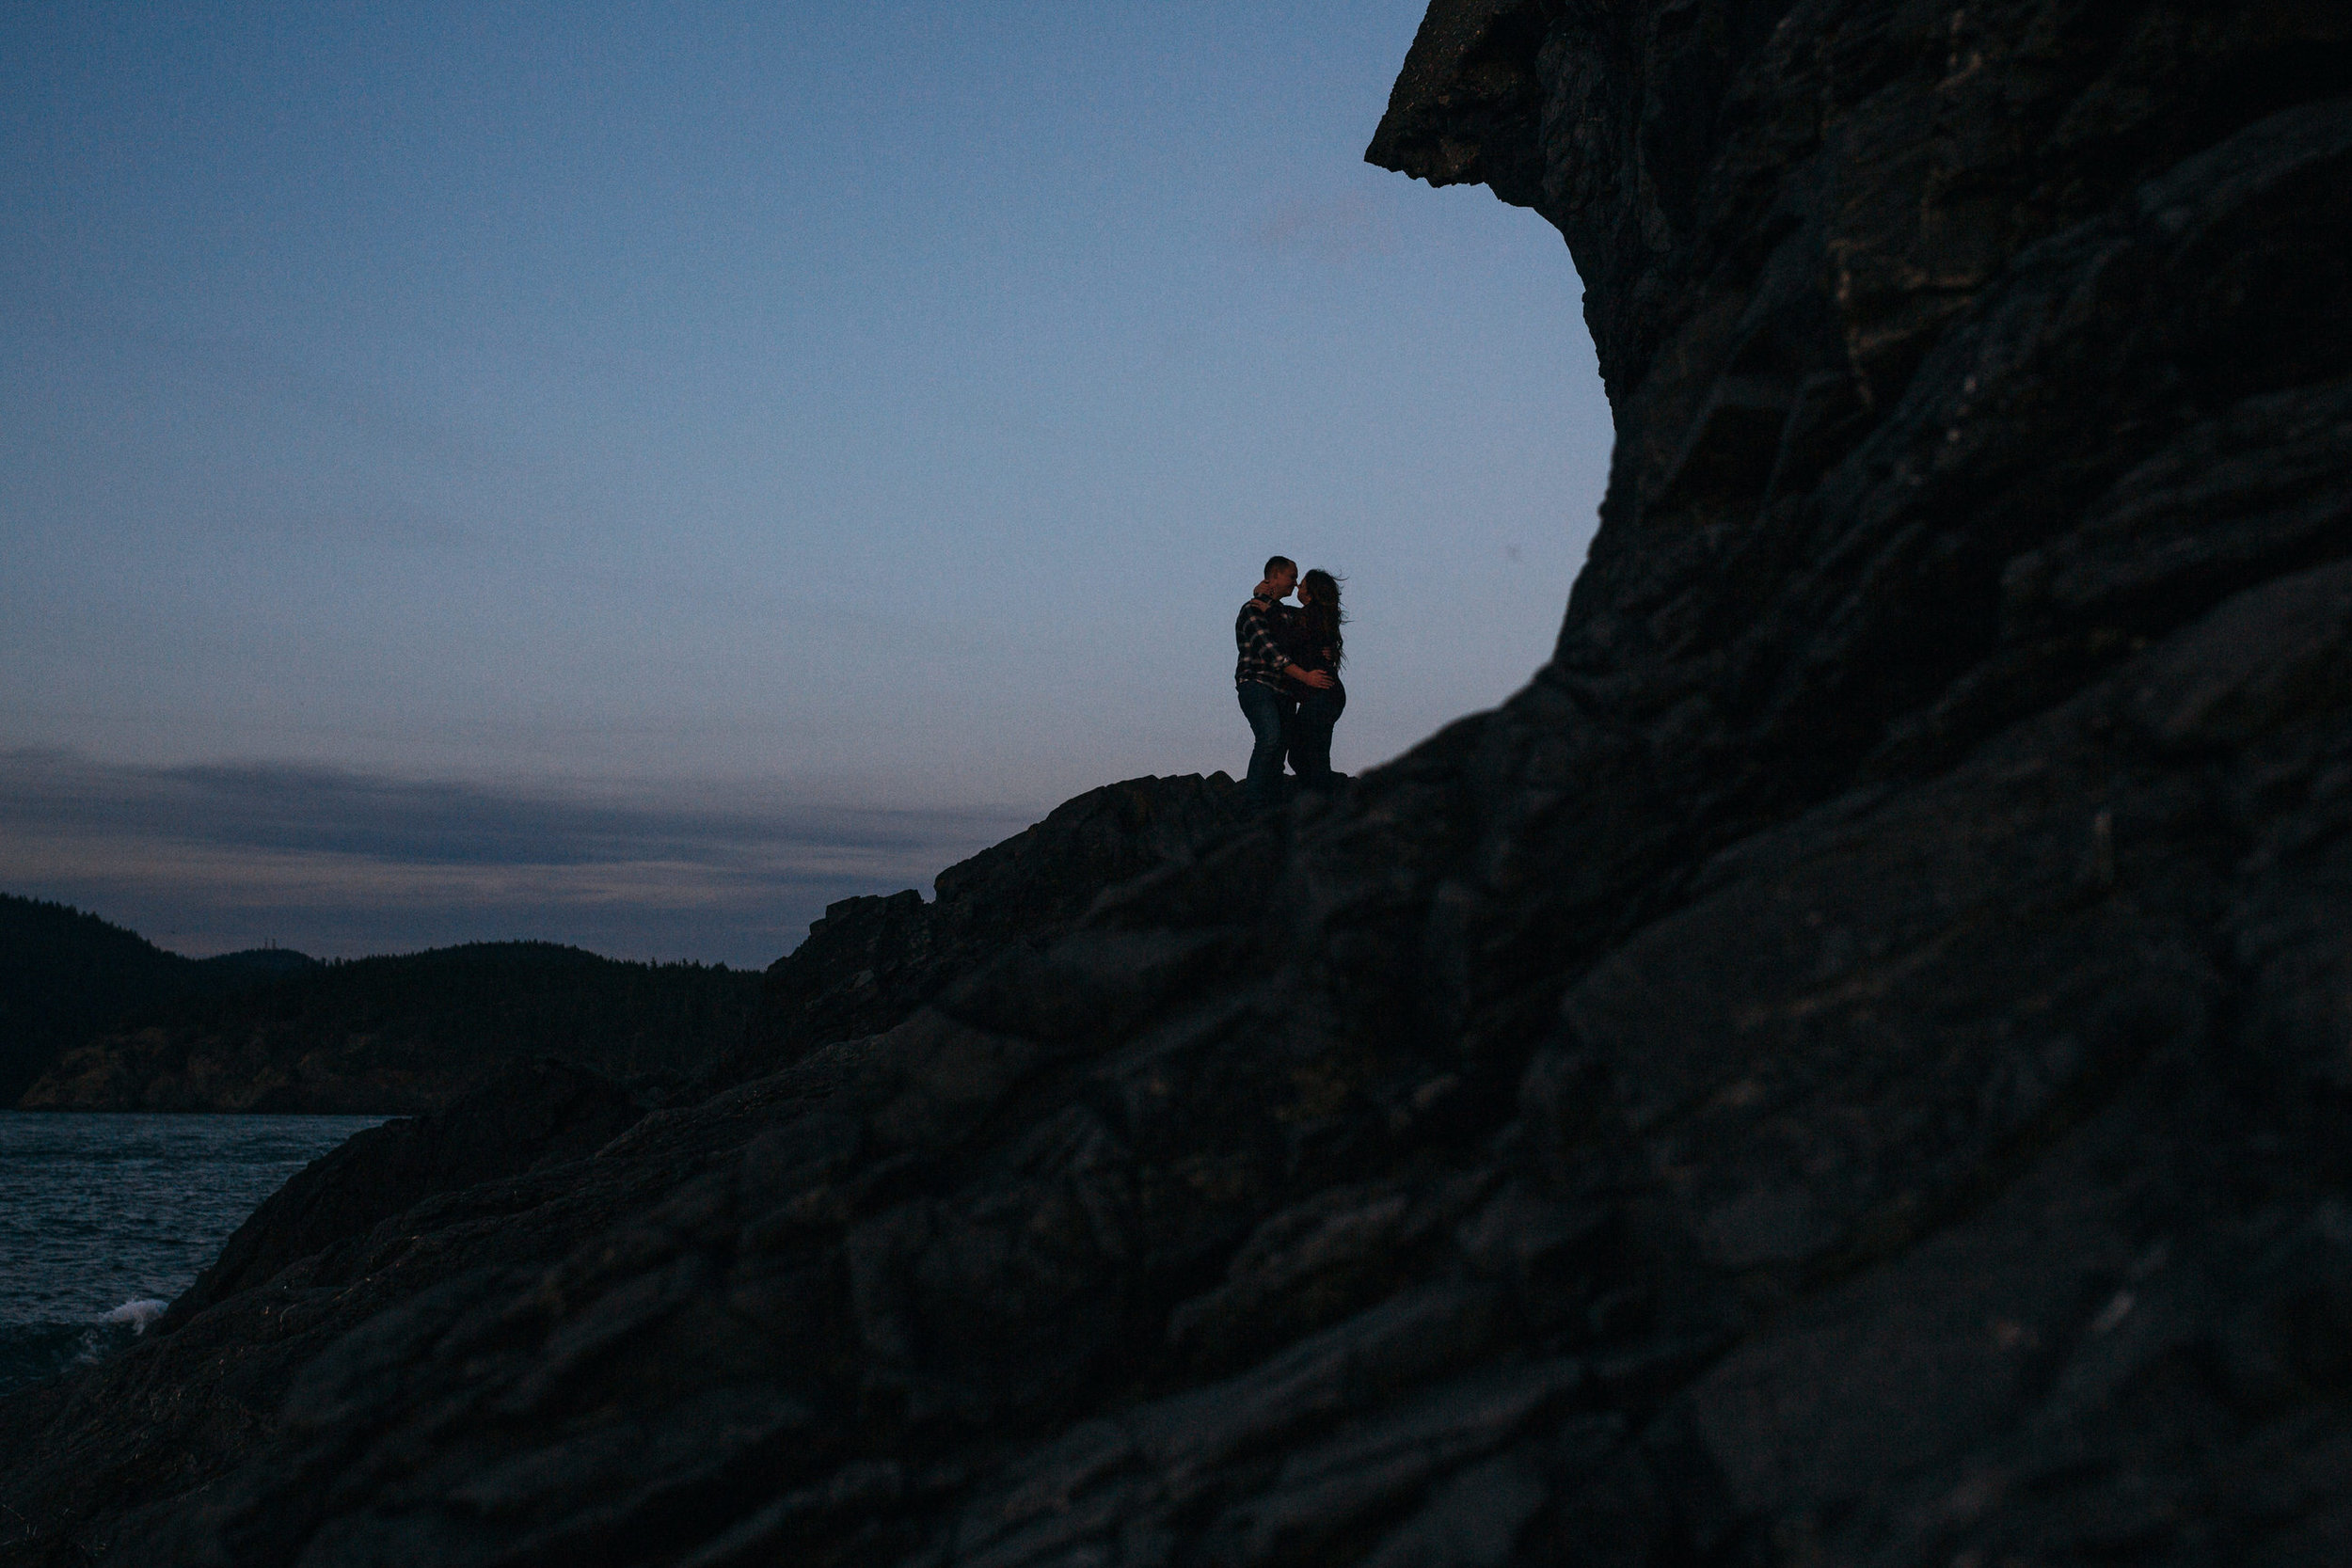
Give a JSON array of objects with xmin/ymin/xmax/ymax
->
[{"xmin": 1298, "ymin": 569, "xmax": 1344, "ymax": 663}]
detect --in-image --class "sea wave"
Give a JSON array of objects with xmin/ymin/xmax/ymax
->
[{"xmin": 100, "ymin": 1297, "xmax": 169, "ymax": 1330}]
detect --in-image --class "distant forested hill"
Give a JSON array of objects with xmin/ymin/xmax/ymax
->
[
  {"xmin": 18, "ymin": 939, "xmax": 763, "ymax": 1114},
  {"xmin": 0, "ymin": 895, "xmax": 316, "ymax": 1103}
]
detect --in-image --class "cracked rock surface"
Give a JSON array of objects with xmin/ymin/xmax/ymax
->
[{"xmin": 5, "ymin": 1, "xmax": 2349, "ymax": 1562}]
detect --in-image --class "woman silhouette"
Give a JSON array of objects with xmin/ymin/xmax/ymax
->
[{"xmin": 1282, "ymin": 569, "xmax": 1347, "ymax": 793}]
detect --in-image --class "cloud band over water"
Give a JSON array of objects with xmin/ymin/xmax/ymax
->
[{"xmin": 0, "ymin": 751, "xmax": 1030, "ymax": 966}]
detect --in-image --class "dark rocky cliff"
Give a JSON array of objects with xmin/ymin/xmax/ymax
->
[{"xmin": 4, "ymin": 2, "xmax": 2348, "ymax": 1563}]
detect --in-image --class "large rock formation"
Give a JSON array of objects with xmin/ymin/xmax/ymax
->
[{"xmin": 3, "ymin": 1, "xmax": 2347, "ymax": 1562}]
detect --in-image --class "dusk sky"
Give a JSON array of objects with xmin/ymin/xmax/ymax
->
[{"xmin": 2, "ymin": 2, "xmax": 1611, "ymax": 966}]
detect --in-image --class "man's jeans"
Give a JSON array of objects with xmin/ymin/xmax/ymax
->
[{"xmin": 1237, "ymin": 681, "xmax": 1291, "ymax": 812}]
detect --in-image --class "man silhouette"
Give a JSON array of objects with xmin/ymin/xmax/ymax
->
[{"xmin": 1234, "ymin": 555, "xmax": 1333, "ymax": 813}]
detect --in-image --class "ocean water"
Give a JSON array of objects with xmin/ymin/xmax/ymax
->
[{"xmin": 0, "ymin": 1111, "xmax": 382, "ymax": 1397}]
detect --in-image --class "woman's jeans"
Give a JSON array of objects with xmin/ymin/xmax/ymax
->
[
  {"xmin": 1237, "ymin": 682, "xmax": 1292, "ymax": 811},
  {"xmin": 1289, "ymin": 686, "xmax": 1345, "ymax": 792}
]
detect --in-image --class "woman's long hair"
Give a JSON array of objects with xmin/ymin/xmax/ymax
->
[{"xmin": 1299, "ymin": 568, "xmax": 1344, "ymax": 671}]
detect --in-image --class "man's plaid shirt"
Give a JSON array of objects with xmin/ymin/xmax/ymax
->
[{"xmin": 1234, "ymin": 595, "xmax": 1289, "ymax": 690}]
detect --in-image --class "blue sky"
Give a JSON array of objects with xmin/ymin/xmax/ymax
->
[{"xmin": 0, "ymin": 2, "xmax": 1611, "ymax": 965}]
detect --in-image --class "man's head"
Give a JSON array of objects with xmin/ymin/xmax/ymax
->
[{"xmin": 1261, "ymin": 555, "xmax": 1297, "ymax": 598}]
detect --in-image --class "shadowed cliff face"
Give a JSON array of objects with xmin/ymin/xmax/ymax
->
[{"xmin": 4, "ymin": 3, "xmax": 2349, "ymax": 1564}]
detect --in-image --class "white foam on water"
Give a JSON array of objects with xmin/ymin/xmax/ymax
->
[{"xmin": 101, "ymin": 1298, "xmax": 168, "ymax": 1332}]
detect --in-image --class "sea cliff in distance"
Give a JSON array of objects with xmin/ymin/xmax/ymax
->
[{"xmin": 1, "ymin": 895, "xmax": 760, "ymax": 1114}]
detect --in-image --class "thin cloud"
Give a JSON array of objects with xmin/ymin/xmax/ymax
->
[{"xmin": 0, "ymin": 750, "xmax": 1030, "ymax": 965}]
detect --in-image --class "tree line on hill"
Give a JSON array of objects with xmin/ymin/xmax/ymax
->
[{"xmin": 0, "ymin": 894, "xmax": 764, "ymax": 1113}]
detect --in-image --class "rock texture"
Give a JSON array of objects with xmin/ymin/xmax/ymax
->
[
  {"xmin": 158, "ymin": 1060, "xmax": 654, "ymax": 1332},
  {"xmin": 4, "ymin": 1, "xmax": 2350, "ymax": 1563},
  {"xmin": 724, "ymin": 774, "xmax": 1242, "ymax": 1085}
]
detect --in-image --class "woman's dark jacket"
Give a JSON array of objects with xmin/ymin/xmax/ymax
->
[{"xmin": 1276, "ymin": 605, "xmax": 1343, "ymax": 702}]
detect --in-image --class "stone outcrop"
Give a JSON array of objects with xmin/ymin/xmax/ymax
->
[
  {"xmin": 3, "ymin": 2, "xmax": 2348, "ymax": 1563},
  {"xmin": 0, "ymin": 780, "xmax": 1248, "ymax": 1565},
  {"xmin": 157, "ymin": 1059, "xmax": 653, "ymax": 1331},
  {"xmin": 723, "ymin": 773, "xmax": 1242, "ymax": 1085}
]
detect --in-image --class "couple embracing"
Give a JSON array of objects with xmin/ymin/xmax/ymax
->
[{"xmin": 1233, "ymin": 554, "xmax": 1347, "ymax": 812}]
